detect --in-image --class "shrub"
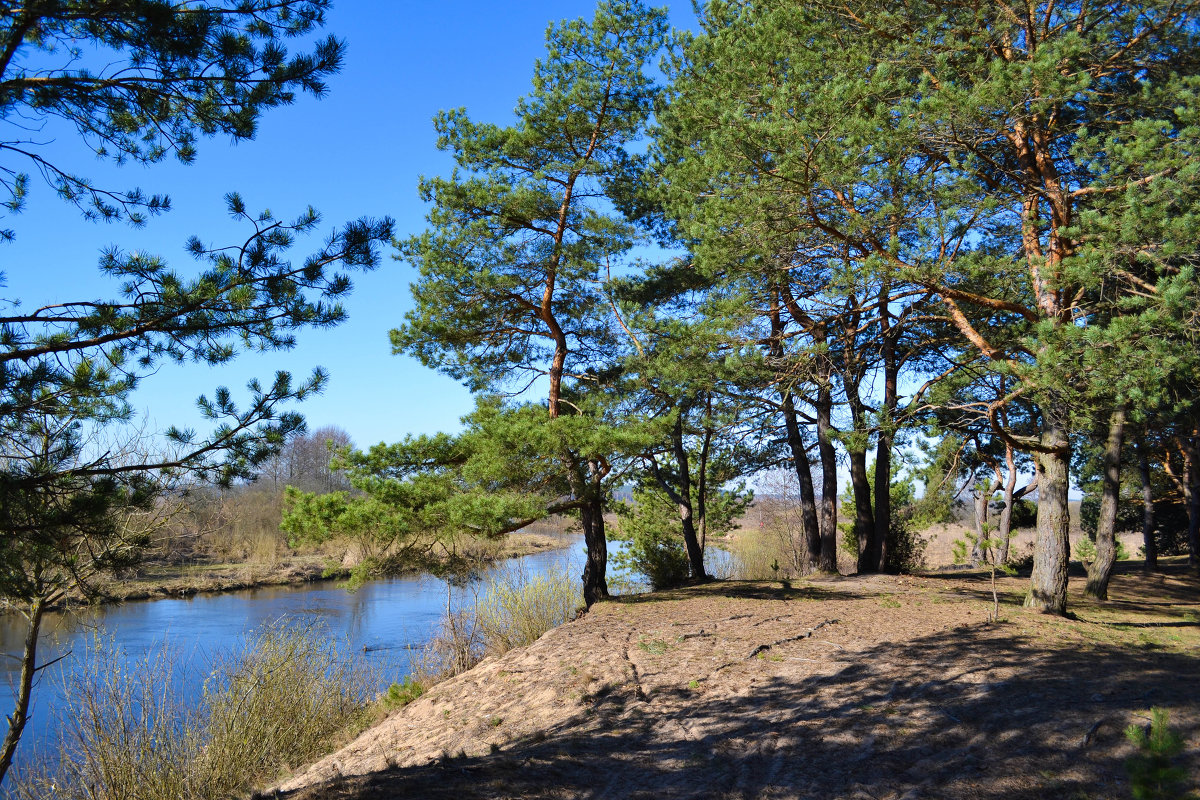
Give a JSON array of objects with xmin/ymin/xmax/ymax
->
[
  {"xmin": 410, "ymin": 564, "xmax": 580, "ymax": 686},
  {"xmin": 409, "ymin": 602, "xmax": 486, "ymax": 686},
  {"xmin": 840, "ymin": 461, "xmax": 927, "ymax": 573},
  {"xmin": 1006, "ymin": 498, "xmax": 1038, "ymax": 529},
  {"xmin": 610, "ymin": 489, "xmax": 690, "ymax": 590},
  {"xmin": 16, "ymin": 621, "xmax": 374, "ymax": 800},
  {"xmin": 197, "ymin": 621, "xmax": 374, "ymax": 794},
  {"xmin": 385, "ymin": 677, "xmax": 424, "ymax": 709},
  {"xmin": 730, "ymin": 527, "xmax": 802, "ymax": 580},
  {"xmin": 12, "ymin": 640, "xmax": 197, "ymax": 800},
  {"xmin": 884, "ymin": 507, "xmax": 928, "ymax": 574},
  {"xmin": 476, "ymin": 563, "xmax": 580, "ymax": 653},
  {"xmin": 1075, "ymin": 535, "xmax": 1131, "ymax": 563},
  {"xmin": 1125, "ymin": 707, "xmax": 1190, "ymax": 800}
]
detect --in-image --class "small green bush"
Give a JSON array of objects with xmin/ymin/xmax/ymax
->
[
  {"xmin": 385, "ymin": 676, "xmax": 424, "ymax": 709},
  {"xmin": 1075, "ymin": 536, "xmax": 1131, "ymax": 563},
  {"xmin": 839, "ymin": 461, "xmax": 927, "ymax": 574},
  {"xmin": 1125, "ymin": 707, "xmax": 1191, "ymax": 800},
  {"xmin": 883, "ymin": 507, "xmax": 928, "ymax": 574},
  {"xmin": 1006, "ymin": 498, "xmax": 1038, "ymax": 529},
  {"xmin": 611, "ymin": 489, "xmax": 691, "ymax": 590}
]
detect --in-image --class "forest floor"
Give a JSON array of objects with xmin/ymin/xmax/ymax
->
[
  {"xmin": 76, "ymin": 532, "xmax": 571, "ymax": 607},
  {"xmin": 274, "ymin": 558, "xmax": 1199, "ymax": 800}
]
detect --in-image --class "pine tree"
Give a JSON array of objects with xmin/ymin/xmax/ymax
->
[
  {"xmin": 0, "ymin": 2, "xmax": 391, "ymax": 781},
  {"xmin": 657, "ymin": 0, "xmax": 1200, "ymax": 613},
  {"xmin": 392, "ymin": 1, "xmax": 669, "ymax": 606}
]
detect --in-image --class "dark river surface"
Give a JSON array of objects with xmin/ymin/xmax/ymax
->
[{"xmin": 0, "ymin": 538, "xmax": 590, "ymax": 777}]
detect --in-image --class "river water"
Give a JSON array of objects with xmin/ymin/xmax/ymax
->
[
  {"xmin": 0, "ymin": 539, "xmax": 589, "ymax": 777},
  {"xmin": 0, "ymin": 537, "xmax": 732, "ymax": 778}
]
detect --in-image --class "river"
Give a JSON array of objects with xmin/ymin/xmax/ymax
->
[{"xmin": 0, "ymin": 536, "xmax": 732, "ymax": 779}]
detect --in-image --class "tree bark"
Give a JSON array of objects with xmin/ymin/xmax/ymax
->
[
  {"xmin": 849, "ymin": 447, "xmax": 876, "ymax": 573},
  {"xmin": 872, "ymin": 434, "xmax": 892, "ymax": 572},
  {"xmin": 1086, "ymin": 404, "xmax": 1126, "ymax": 600},
  {"xmin": 579, "ymin": 462, "xmax": 609, "ymax": 608},
  {"xmin": 971, "ymin": 479, "xmax": 991, "ymax": 565},
  {"xmin": 782, "ymin": 392, "xmax": 822, "ymax": 572},
  {"xmin": 1025, "ymin": 411, "xmax": 1072, "ymax": 615},
  {"xmin": 873, "ymin": 284, "xmax": 898, "ymax": 572},
  {"xmin": 815, "ymin": 382, "xmax": 839, "ymax": 573},
  {"xmin": 1186, "ymin": 433, "xmax": 1200, "ymax": 573},
  {"xmin": 696, "ymin": 405, "xmax": 713, "ymax": 553},
  {"xmin": 1137, "ymin": 434, "xmax": 1158, "ymax": 572},
  {"xmin": 644, "ymin": 415, "xmax": 707, "ymax": 583},
  {"xmin": 841, "ymin": 350, "xmax": 877, "ymax": 574},
  {"xmin": 0, "ymin": 596, "xmax": 46, "ymax": 784},
  {"xmin": 669, "ymin": 413, "xmax": 707, "ymax": 581}
]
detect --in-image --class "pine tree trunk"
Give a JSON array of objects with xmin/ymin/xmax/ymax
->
[
  {"xmin": 0, "ymin": 596, "xmax": 45, "ymax": 784},
  {"xmin": 782, "ymin": 391, "xmax": 822, "ymax": 571},
  {"xmin": 815, "ymin": 384, "xmax": 839, "ymax": 573},
  {"xmin": 1186, "ymin": 434, "xmax": 1200, "ymax": 573},
  {"xmin": 697, "ymin": 410, "xmax": 712, "ymax": 553},
  {"xmin": 581, "ymin": 497, "xmax": 609, "ymax": 608},
  {"xmin": 1137, "ymin": 434, "xmax": 1158, "ymax": 572},
  {"xmin": 1025, "ymin": 412, "xmax": 1072, "ymax": 615},
  {"xmin": 849, "ymin": 447, "xmax": 876, "ymax": 574},
  {"xmin": 669, "ymin": 414, "xmax": 707, "ymax": 581},
  {"xmin": 873, "ymin": 429, "xmax": 893, "ymax": 572},
  {"xmin": 998, "ymin": 445, "xmax": 1018, "ymax": 564},
  {"xmin": 580, "ymin": 462, "xmax": 609, "ymax": 608},
  {"xmin": 1086, "ymin": 405, "xmax": 1126, "ymax": 600},
  {"xmin": 874, "ymin": 295, "xmax": 897, "ymax": 573}
]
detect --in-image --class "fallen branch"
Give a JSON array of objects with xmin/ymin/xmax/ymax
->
[{"xmin": 747, "ymin": 619, "xmax": 840, "ymax": 659}]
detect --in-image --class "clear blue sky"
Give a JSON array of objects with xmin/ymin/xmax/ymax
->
[{"xmin": 2, "ymin": 1, "xmax": 698, "ymax": 450}]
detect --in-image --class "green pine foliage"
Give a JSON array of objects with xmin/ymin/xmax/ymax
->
[
  {"xmin": 1125, "ymin": 708, "xmax": 1193, "ymax": 800},
  {"xmin": 840, "ymin": 461, "xmax": 928, "ymax": 573},
  {"xmin": 611, "ymin": 488, "xmax": 692, "ymax": 590},
  {"xmin": 0, "ymin": 1, "xmax": 343, "ymax": 237},
  {"xmin": 0, "ymin": 3, "xmax": 391, "ymax": 781},
  {"xmin": 656, "ymin": 0, "xmax": 1200, "ymax": 613}
]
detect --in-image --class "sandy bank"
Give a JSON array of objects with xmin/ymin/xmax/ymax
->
[{"xmin": 275, "ymin": 560, "xmax": 1199, "ymax": 800}]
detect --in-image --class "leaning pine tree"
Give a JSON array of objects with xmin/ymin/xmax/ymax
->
[{"xmin": 392, "ymin": 1, "xmax": 669, "ymax": 607}]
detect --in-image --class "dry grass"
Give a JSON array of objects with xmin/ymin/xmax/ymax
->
[
  {"xmin": 410, "ymin": 564, "xmax": 581, "ymax": 686},
  {"xmin": 724, "ymin": 525, "xmax": 809, "ymax": 580},
  {"xmin": 476, "ymin": 563, "xmax": 582, "ymax": 653},
  {"xmin": 13, "ymin": 621, "xmax": 375, "ymax": 800}
]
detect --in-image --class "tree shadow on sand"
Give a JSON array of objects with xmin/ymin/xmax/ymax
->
[{"xmin": 279, "ymin": 617, "xmax": 1199, "ymax": 800}]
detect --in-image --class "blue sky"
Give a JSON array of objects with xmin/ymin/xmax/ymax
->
[{"xmin": 1, "ymin": 1, "xmax": 698, "ymax": 450}]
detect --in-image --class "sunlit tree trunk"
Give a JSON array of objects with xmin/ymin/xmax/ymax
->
[
  {"xmin": 1086, "ymin": 405, "xmax": 1126, "ymax": 600},
  {"xmin": 1025, "ymin": 409, "xmax": 1072, "ymax": 614},
  {"xmin": 815, "ymin": 380, "xmax": 839, "ymax": 573},
  {"xmin": 0, "ymin": 595, "xmax": 46, "ymax": 784}
]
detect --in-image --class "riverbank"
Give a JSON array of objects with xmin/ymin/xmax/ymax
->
[
  {"xmin": 277, "ymin": 558, "xmax": 1200, "ymax": 799},
  {"xmin": 41, "ymin": 532, "xmax": 575, "ymax": 610}
]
